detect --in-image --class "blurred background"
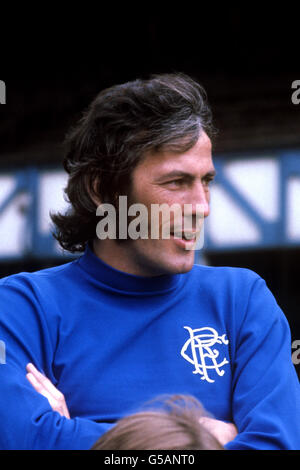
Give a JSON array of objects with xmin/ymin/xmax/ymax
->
[{"xmin": 0, "ymin": 6, "xmax": 300, "ymax": 376}]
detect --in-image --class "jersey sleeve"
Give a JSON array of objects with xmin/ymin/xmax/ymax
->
[
  {"xmin": 225, "ymin": 276, "xmax": 300, "ymax": 450},
  {"xmin": 0, "ymin": 278, "xmax": 111, "ymax": 450}
]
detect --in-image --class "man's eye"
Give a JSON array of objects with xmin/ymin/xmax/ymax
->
[
  {"xmin": 166, "ymin": 179, "xmax": 184, "ymax": 186},
  {"xmin": 203, "ymin": 177, "xmax": 214, "ymax": 186}
]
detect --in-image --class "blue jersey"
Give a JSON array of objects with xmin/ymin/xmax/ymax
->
[{"xmin": 0, "ymin": 243, "xmax": 299, "ymax": 449}]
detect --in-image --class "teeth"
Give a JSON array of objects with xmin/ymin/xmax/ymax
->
[
  {"xmin": 173, "ymin": 232, "xmax": 197, "ymax": 240},
  {"xmin": 184, "ymin": 233, "xmax": 196, "ymax": 240}
]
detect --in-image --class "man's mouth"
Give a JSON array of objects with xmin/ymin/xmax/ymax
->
[{"xmin": 170, "ymin": 230, "xmax": 199, "ymax": 241}]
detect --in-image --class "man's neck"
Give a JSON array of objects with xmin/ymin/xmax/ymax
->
[{"xmin": 92, "ymin": 239, "xmax": 158, "ymax": 277}]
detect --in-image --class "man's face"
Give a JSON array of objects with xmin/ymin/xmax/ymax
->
[{"xmin": 122, "ymin": 131, "xmax": 215, "ymax": 276}]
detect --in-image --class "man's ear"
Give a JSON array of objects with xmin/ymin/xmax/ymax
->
[
  {"xmin": 89, "ymin": 174, "xmax": 120, "ymax": 207},
  {"xmin": 89, "ymin": 175, "xmax": 102, "ymax": 206}
]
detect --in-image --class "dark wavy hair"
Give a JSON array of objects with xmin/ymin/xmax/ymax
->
[{"xmin": 51, "ymin": 73, "xmax": 216, "ymax": 253}]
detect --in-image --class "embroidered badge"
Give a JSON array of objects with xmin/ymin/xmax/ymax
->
[{"xmin": 181, "ymin": 326, "xmax": 229, "ymax": 383}]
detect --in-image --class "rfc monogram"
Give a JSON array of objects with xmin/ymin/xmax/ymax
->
[{"xmin": 181, "ymin": 326, "xmax": 229, "ymax": 383}]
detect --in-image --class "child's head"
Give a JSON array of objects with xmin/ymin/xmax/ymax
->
[{"xmin": 91, "ymin": 394, "xmax": 223, "ymax": 450}]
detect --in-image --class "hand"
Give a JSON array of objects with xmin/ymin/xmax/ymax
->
[
  {"xmin": 199, "ymin": 416, "xmax": 238, "ymax": 446},
  {"xmin": 26, "ymin": 363, "xmax": 70, "ymax": 419}
]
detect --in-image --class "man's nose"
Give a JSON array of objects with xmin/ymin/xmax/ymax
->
[{"xmin": 189, "ymin": 182, "xmax": 210, "ymax": 218}]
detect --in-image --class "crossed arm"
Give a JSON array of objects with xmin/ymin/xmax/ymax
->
[
  {"xmin": 26, "ymin": 363, "xmax": 70, "ymax": 419},
  {"xmin": 25, "ymin": 362, "xmax": 238, "ymax": 447}
]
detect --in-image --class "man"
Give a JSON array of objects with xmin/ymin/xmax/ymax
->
[{"xmin": 0, "ymin": 73, "xmax": 299, "ymax": 450}]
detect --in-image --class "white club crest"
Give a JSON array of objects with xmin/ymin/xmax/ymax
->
[{"xmin": 181, "ymin": 326, "xmax": 229, "ymax": 383}]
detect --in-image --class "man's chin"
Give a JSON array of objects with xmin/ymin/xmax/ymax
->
[
  {"xmin": 160, "ymin": 254, "xmax": 196, "ymax": 275},
  {"xmin": 170, "ymin": 263, "xmax": 194, "ymax": 275}
]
